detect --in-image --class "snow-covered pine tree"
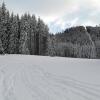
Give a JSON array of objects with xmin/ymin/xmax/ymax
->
[
  {"xmin": 8, "ymin": 13, "xmax": 20, "ymax": 54},
  {"xmin": 47, "ymin": 34, "xmax": 57, "ymax": 56},
  {"xmin": 0, "ymin": 2, "xmax": 9, "ymax": 53},
  {"xmin": 27, "ymin": 15, "xmax": 37, "ymax": 55},
  {"xmin": 0, "ymin": 39, "xmax": 4, "ymax": 54},
  {"xmin": 37, "ymin": 18, "xmax": 49, "ymax": 55},
  {"xmin": 19, "ymin": 13, "xmax": 29, "ymax": 54}
]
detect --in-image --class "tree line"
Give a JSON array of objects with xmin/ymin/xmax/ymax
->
[
  {"xmin": 0, "ymin": 2, "xmax": 49, "ymax": 55},
  {"xmin": 48, "ymin": 26, "xmax": 100, "ymax": 59},
  {"xmin": 0, "ymin": 3, "xmax": 100, "ymax": 59}
]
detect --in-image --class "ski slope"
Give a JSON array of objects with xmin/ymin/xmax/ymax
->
[{"xmin": 0, "ymin": 55, "xmax": 100, "ymax": 100}]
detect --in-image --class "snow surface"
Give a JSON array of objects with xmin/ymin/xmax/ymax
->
[{"xmin": 0, "ymin": 55, "xmax": 100, "ymax": 100}]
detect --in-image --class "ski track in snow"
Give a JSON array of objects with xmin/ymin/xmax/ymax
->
[{"xmin": 0, "ymin": 56, "xmax": 100, "ymax": 100}]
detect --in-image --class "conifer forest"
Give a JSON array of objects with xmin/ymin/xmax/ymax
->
[{"xmin": 0, "ymin": 3, "xmax": 100, "ymax": 59}]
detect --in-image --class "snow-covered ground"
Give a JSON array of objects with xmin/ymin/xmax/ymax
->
[{"xmin": 0, "ymin": 55, "xmax": 100, "ymax": 100}]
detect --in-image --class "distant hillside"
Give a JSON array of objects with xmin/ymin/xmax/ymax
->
[
  {"xmin": 86, "ymin": 26, "xmax": 100, "ymax": 58},
  {"xmin": 48, "ymin": 26, "xmax": 100, "ymax": 59}
]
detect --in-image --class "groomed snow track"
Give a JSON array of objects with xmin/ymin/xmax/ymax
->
[{"xmin": 0, "ymin": 55, "xmax": 100, "ymax": 100}]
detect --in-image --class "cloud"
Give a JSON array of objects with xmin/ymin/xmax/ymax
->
[
  {"xmin": 1, "ymin": 0, "xmax": 100, "ymax": 33},
  {"xmin": 46, "ymin": 0, "xmax": 100, "ymax": 33}
]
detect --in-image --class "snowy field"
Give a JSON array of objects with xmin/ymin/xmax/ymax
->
[{"xmin": 0, "ymin": 55, "xmax": 100, "ymax": 100}]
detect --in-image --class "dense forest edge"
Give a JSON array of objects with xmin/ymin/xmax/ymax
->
[{"xmin": 0, "ymin": 2, "xmax": 100, "ymax": 59}]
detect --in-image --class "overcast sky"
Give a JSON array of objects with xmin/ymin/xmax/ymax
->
[{"xmin": 0, "ymin": 0, "xmax": 100, "ymax": 33}]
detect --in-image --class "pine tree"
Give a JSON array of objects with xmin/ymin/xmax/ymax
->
[
  {"xmin": 27, "ymin": 15, "xmax": 37, "ymax": 55},
  {"xmin": 19, "ymin": 14, "xmax": 30, "ymax": 54},
  {"xmin": 37, "ymin": 18, "xmax": 49, "ymax": 55},
  {"xmin": 8, "ymin": 13, "xmax": 20, "ymax": 54},
  {"xmin": 0, "ymin": 2, "xmax": 8, "ymax": 53},
  {"xmin": 47, "ymin": 34, "xmax": 57, "ymax": 56},
  {"xmin": 0, "ymin": 39, "xmax": 4, "ymax": 54}
]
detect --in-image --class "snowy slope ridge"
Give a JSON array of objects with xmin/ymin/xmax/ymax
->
[{"xmin": 0, "ymin": 55, "xmax": 100, "ymax": 100}]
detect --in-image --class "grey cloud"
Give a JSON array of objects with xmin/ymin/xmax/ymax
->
[
  {"xmin": 2, "ymin": 0, "xmax": 100, "ymax": 33},
  {"xmin": 48, "ymin": 1, "xmax": 100, "ymax": 33}
]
